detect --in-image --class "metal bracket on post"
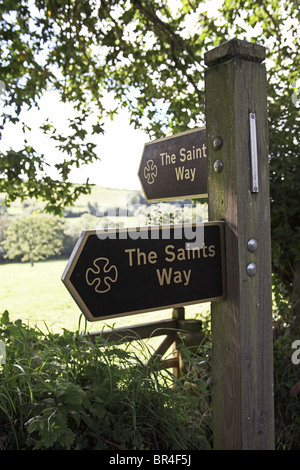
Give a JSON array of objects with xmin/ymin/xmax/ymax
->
[{"xmin": 249, "ymin": 112, "xmax": 259, "ymax": 193}]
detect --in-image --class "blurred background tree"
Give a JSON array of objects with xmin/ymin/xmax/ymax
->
[{"xmin": 1, "ymin": 213, "xmax": 64, "ymax": 265}]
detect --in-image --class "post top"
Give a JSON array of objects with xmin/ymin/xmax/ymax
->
[{"xmin": 204, "ymin": 38, "xmax": 266, "ymax": 67}]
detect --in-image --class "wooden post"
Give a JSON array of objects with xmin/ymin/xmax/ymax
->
[{"xmin": 204, "ymin": 39, "xmax": 275, "ymax": 450}]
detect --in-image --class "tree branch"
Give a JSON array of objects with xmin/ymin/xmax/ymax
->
[{"xmin": 131, "ymin": 0, "xmax": 203, "ymax": 99}]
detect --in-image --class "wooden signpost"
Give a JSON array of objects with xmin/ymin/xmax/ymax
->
[
  {"xmin": 62, "ymin": 223, "xmax": 225, "ymax": 322},
  {"xmin": 138, "ymin": 127, "xmax": 207, "ymax": 202},
  {"xmin": 62, "ymin": 38, "xmax": 274, "ymax": 450},
  {"xmin": 205, "ymin": 39, "xmax": 274, "ymax": 449}
]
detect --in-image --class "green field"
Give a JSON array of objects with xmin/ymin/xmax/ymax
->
[
  {"xmin": 0, "ymin": 259, "xmax": 210, "ymax": 335},
  {"xmin": 1, "ymin": 185, "xmax": 210, "ymax": 337},
  {"xmin": 1, "ymin": 185, "xmax": 140, "ymax": 215}
]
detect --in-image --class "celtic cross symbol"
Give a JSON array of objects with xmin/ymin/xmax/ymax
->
[
  {"xmin": 86, "ymin": 257, "xmax": 118, "ymax": 293},
  {"xmin": 144, "ymin": 159, "xmax": 158, "ymax": 184}
]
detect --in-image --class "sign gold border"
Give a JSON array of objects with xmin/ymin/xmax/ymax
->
[
  {"xmin": 138, "ymin": 127, "xmax": 207, "ymax": 203},
  {"xmin": 62, "ymin": 222, "xmax": 226, "ymax": 322}
]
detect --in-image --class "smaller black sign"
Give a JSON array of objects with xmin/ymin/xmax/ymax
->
[
  {"xmin": 62, "ymin": 223, "xmax": 225, "ymax": 322},
  {"xmin": 138, "ymin": 128, "xmax": 207, "ymax": 202}
]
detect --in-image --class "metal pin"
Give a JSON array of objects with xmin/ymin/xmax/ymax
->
[
  {"xmin": 247, "ymin": 238, "xmax": 258, "ymax": 253},
  {"xmin": 213, "ymin": 136, "xmax": 223, "ymax": 150},
  {"xmin": 214, "ymin": 159, "xmax": 224, "ymax": 173},
  {"xmin": 246, "ymin": 262, "xmax": 257, "ymax": 277}
]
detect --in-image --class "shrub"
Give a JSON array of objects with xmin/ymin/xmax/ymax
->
[
  {"xmin": 1, "ymin": 214, "xmax": 65, "ymax": 266},
  {"xmin": 273, "ymin": 326, "xmax": 300, "ymax": 450},
  {"xmin": 0, "ymin": 311, "xmax": 211, "ymax": 450}
]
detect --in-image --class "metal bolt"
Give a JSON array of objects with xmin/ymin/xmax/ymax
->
[
  {"xmin": 213, "ymin": 136, "xmax": 223, "ymax": 150},
  {"xmin": 246, "ymin": 262, "xmax": 257, "ymax": 277},
  {"xmin": 247, "ymin": 238, "xmax": 258, "ymax": 253},
  {"xmin": 214, "ymin": 159, "xmax": 224, "ymax": 173}
]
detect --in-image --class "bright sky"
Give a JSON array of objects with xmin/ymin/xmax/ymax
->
[
  {"xmin": 3, "ymin": 0, "xmax": 292, "ymax": 193},
  {"xmin": 0, "ymin": 0, "xmax": 226, "ymax": 192},
  {"xmin": 0, "ymin": 90, "xmax": 149, "ymax": 191},
  {"xmin": 68, "ymin": 107, "xmax": 148, "ymax": 191}
]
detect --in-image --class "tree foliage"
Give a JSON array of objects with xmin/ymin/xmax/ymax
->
[
  {"xmin": 1, "ymin": 213, "xmax": 64, "ymax": 265},
  {"xmin": 0, "ymin": 0, "xmax": 299, "ymax": 323}
]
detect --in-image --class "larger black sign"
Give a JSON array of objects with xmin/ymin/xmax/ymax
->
[
  {"xmin": 62, "ymin": 222, "xmax": 225, "ymax": 322},
  {"xmin": 138, "ymin": 127, "xmax": 207, "ymax": 202}
]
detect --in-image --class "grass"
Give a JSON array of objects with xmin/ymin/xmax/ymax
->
[
  {"xmin": 1, "ymin": 186, "xmax": 140, "ymax": 216},
  {"xmin": 0, "ymin": 259, "xmax": 210, "ymax": 335},
  {"xmin": 70, "ymin": 185, "xmax": 140, "ymax": 209},
  {"xmin": 1, "ymin": 184, "xmax": 211, "ymax": 382},
  {"xmin": 0, "ymin": 310, "xmax": 212, "ymax": 450},
  {"xmin": 0, "ymin": 260, "xmax": 78, "ymax": 332},
  {"xmin": 1, "ymin": 184, "xmax": 210, "ymax": 356}
]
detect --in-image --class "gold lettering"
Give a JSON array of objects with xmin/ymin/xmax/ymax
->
[
  {"xmin": 174, "ymin": 270, "xmax": 182, "ymax": 283},
  {"xmin": 125, "ymin": 248, "xmax": 135, "ymax": 266},
  {"xmin": 187, "ymin": 247, "xmax": 201, "ymax": 260},
  {"xmin": 179, "ymin": 148, "xmax": 186, "ymax": 162},
  {"xmin": 125, "ymin": 248, "xmax": 158, "ymax": 266},
  {"xmin": 177, "ymin": 248, "xmax": 186, "ymax": 261},
  {"xmin": 209, "ymin": 245, "xmax": 216, "ymax": 257},
  {"xmin": 165, "ymin": 245, "xmax": 175, "ymax": 262},
  {"xmin": 156, "ymin": 268, "xmax": 172, "ymax": 285},
  {"xmin": 148, "ymin": 251, "xmax": 158, "ymax": 264}
]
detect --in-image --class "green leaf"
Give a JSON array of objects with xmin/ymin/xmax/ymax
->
[
  {"xmin": 58, "ymin": 383, "xmax": 84, "ymax": 407},
  {"xmin": 195, "ymin": 378, "xmax": 207, "ymax": 393}
]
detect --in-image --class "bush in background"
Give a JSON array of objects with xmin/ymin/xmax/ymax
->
[
  {"xmin": 273, "ymin": 326, "xmax": 300, "ymax": 450},
  {"xmin": 0, "ymin": 311, "xmax": 211, "ymax": 450},
  {"xmin": 1, "ymin": 214, "xmax": 65, "ymax": 266}
]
